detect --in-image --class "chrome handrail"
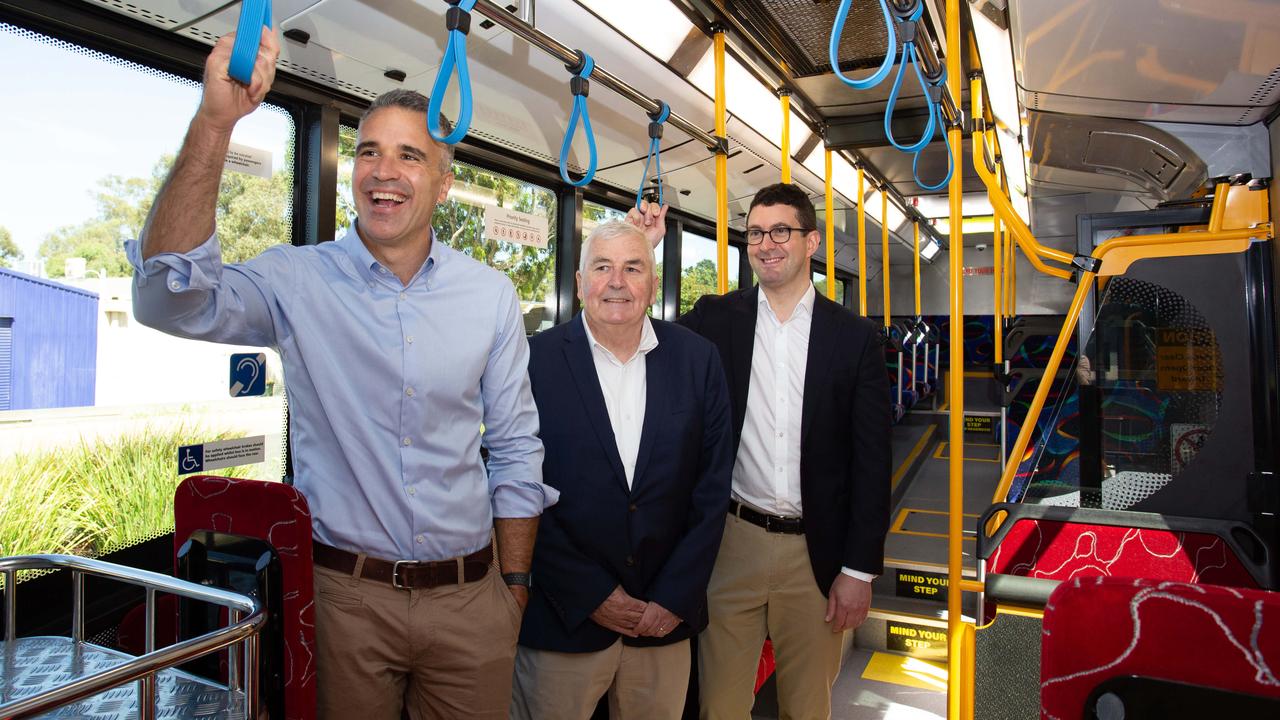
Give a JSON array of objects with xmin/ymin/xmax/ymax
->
[{"xmin": 0, "ymin": 554, "xmax": 263, "ymax": 719}]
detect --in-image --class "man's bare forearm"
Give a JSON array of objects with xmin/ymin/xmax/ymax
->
[
  {"xmin": 140, "ymin": 114, "xmax": 234, "ymax": 260},
  {"xmin": 494, "ymin": 517, "xmax": 538, "ymax": 574}
]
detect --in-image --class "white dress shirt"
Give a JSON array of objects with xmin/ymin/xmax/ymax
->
[
  {"xmin": 733, "ymin": 284, "xmax": 875, "ymax": 583},
  {"xmin": 582, "ymin": 316, "xmax": 659, "ymax": 488}
]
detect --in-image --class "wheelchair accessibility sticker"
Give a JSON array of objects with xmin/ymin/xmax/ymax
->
[
  {"xmin": 230, "ymin": 353, "xmax": 267, "ymax": 397},
  {"xmin": 178, "ymin": 436, "xmax": 265, "ymax": 475}
]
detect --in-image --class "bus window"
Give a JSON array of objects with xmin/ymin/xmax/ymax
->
[
  {"xmin": 813, "ymin": 271, "xmax": 847, "ymax": 305},
  {"xmin": 584, "ymin": 201, "xmax": 663, "ymax": 318},
  {"xmin": 0, "ymin": 23, "xmax": 294, "ymax": 557},
  {"xmin": 680, "ymin": 232, "xmax": 740, "ymax": 315},
  {"xmin": 432, "ymin": 162, "xmax": 556, "ymax": 334},
  {"xmin": 337, "ymin": 124, "xmax": 357, "ymax": 239}
]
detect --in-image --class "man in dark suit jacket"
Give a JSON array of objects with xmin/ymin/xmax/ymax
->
[
  {"xmin": 511, "ymin": 220, "xmax": 734, "ymax": 720},
  {"xmin": 630, "ymin": 184, "xmax": 891, "ymax": 719}
]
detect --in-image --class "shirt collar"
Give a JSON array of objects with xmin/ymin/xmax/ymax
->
[
  {"xmin": 758, "ymin": 282, "xmax": 816, "ymax": 323},
  {"xmin": 339, "ymin": 222, "xmax": 444, "ymax": 285},
  {"xmin": 581, "ymin": 314, "xmax": 659, "ymax": 365}
]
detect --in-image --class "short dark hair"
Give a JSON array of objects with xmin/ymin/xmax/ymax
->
[
  {"xmin": 748, "ymin": 183, "xmax": 818, "ymax": 231},
  {"xmin": 747, "ymin": 181, "xmax": 819, "ymax": 229},
  {"xmin": 359, "ymin": 89, "xmax": 455, "ymax": 172}
]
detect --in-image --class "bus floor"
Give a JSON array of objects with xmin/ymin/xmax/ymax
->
[{"xmin": 750, "ymin": 413, "xmax": 1003, "ymax": 719}]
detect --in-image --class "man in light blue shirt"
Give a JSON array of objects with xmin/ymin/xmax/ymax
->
[{"xmin": 127, "ymin": 29, "xmax": 555, "ymax": 720}]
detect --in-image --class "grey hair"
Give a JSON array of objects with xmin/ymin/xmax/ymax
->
[
  {"xmin": 360, "ymin": 89, "xmax": 455, "ymax": 173},
  {"xmin": 579, "ymin": 220, "xmax": 656, "ymax": 276}
]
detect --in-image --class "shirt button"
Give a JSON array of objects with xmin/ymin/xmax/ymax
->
[
  {"xmin": 406, "ymin": 335, "xmax": 415, "ymax": 344},
  {"xmin": 399, "ymin": 292, "xmax": 407, "ymax": 301},
  {"xmin": 403, "ymin": 437, "xmax": 412, "ymax": 446},
  {"xmin": 169, "ymin": 281, "xmax": 181, "ymax": 290},
  {"xmin": 777, "ymin": 431, "xmax": 784, "ymax": 437},
  {"xmin": 415, "ymin": 535, "xmax": 424, "ymax": 544},
  {"xmin": 777, "ymin": 466, "xmax": 784, "ymax": 472},
  {"xmin": 405, "ymin": 387, "xmax": 415, "ymax": 397},
  {"xmin": 407, "ymin": 487, "xmax": 416, "ymax": 496}
]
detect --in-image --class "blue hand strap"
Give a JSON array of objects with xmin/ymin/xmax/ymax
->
[
  {"xmin": 885, "ymin": 8, "xmax": 936, "ymax": 153},
  {"xmin": 636, "ymin": 101, "xmax": 671, "ymax": 209},
  {"xmin": 830, "ymin": 0, "xmax": 896, "ymax": 90},
  {"xmin": 229, "ymin": 0, "xmax": 272, "ymax": 85},
  {"xmin": 912, "ymin": 113, "xmax": 953, "ymax": 191},
  {"xmin": 560, "ymin": 51, "xmax": 598, "ymax": 188},
  {"xmin": 427, "ymin": 0, "xmax": 478, "ymax": 145}
]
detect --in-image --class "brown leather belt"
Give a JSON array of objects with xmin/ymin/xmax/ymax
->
[
  {"xmin": 729, "ymin": 499, "xmax": 805, "ymax": 535},
  {"xmin": 313, "ymin": 541, "xmax": 492, "ymax": 589}
]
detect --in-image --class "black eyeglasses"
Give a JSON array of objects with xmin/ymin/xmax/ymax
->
[{"xmin": 745, "ymin": 226, "xmax": 812, "ymax": 245}]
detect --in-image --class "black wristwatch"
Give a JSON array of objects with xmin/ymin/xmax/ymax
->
[{"xmin": 502, "ymin": 572, "xmax": 532, "ymax": 589}]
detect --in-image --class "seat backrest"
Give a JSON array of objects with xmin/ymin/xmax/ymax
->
[
  {"xmin": 174, "ymin": 475, "xmax": 316, "ymax": 720},
  {"xmin": 1041, "ymin": 577, "xmax": 1280, "ymax": 718}
]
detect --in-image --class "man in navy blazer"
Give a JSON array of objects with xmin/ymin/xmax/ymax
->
[{"xmin": 511, "ymin": 220, "xmax": 734, "ymax": 719}]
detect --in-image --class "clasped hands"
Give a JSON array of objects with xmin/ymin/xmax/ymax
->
[{"xmin": 590, "ymin": 586, "xmax": 680, "ymax": 638}]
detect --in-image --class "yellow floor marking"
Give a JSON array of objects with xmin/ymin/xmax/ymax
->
[
  {"xmin": 891, "ymin": 425, "xmax": 936, "ymax": 491},
  {"xmin": 932, "ymin": 442, "xmax": 1000, "ymax": 463},
  {"xmin": 862, "ymin": 651, "xmax": 949, "ymax": 692},
  {"xmin": 889, "ymin": 508, "xmax": 980, "ymax": 540},
  {"xmin": 963, "ymin": 370, "xmax": 993, "ymax": 378}
]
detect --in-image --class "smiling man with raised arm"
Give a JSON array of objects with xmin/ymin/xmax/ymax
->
[{"xmin": 126, "ymin": 28, "xmax": 555, "ymax": 720}]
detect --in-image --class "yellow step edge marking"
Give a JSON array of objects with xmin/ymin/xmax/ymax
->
[
  {"xmin": 891, "ymin": 425, "xmax": 937, "ymax": 491},
  {"xmin": 963, "ymin": 370, "xmax": 992, "ymax": 378},
  {"xmin": 862, "ymin": 651, "xmax": 949, "ymax": 692}
]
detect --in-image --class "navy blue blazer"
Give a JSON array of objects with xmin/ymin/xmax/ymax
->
[{"xmin": 518, "ymin": 314, "xmax": 734, "ymax": 653}]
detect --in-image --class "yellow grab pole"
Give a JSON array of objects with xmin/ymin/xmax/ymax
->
[
  {"xmin": 780, "ymin": 91, "xmax": 792, "ymax": 184},
  {"xmin": 945, "ymin": 0, "xmax": 965, "ymax": 717},
  {"xmin": 993, "ymin": 212, "xmax": 1003, "ymax": 365},
  {"xmin": 825, "ymin": 149, "xmax": 836, "ymax": 300},
  {"xmin": 882, "ymin": 188, "xmax": 891, "ymax": 327},
  {"xmin": 714, "ymin": 28, "xmax": 729, "ymax": 295},
  {"xmin": 913, "ymin": 221, "xmax": 922, "ymax": 316},
  {"xmin": 858, "ymin": 166, "xmax": 868, "ymax": 316},
  {"xmin": 1010, "ymin": 236, "xmax": 1017, "ymax": 315}
]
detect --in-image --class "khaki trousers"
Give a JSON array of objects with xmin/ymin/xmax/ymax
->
[
  {"xmin": 511, "ymin": 639, "xmax": 691, "ymax": 720},
  {"xmin": 698, "ymin": 514, "xmax": 845, "ymax": 720},
  {"xmin": 313, "ymin": 560, "xmax": 522, "ymax": 720}
]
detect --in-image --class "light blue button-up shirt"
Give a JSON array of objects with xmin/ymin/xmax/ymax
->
[{"xmin": 126, "ymin": 226, "xmax": 556, "ymax": 562}]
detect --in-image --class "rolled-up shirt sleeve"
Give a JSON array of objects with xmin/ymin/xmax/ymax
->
[
  {"xmin": 482, "ymin": 281, "xmax": 557, "ymax": 518},
  {"xmin": 126, "ymin": 234, "xmax": 283, "ymax": 348}
]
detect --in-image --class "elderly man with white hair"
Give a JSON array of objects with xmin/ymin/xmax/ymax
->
[{"xmin": 511, "ymin": 220, "xmax": 735, "ymax": 719}]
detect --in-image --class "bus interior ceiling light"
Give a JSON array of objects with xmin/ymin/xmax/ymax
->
[
  {"xmin": 576, "ymin": 0, "xmax": 693, "ymax": 61},
  {"xmin": 689, "ymin": 51, "xmax": 811, "ymax": 155},
  {"xmin": 428, "ymin": 0, "xmax": 478, "ymax": 144},
  {"xmin": 559, "ymin": 50, "xmax": 598, "ymax": 187}
]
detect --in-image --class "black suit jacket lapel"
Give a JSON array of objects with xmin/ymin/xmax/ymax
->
[
  {"xmin": 563, "ymin": 315, "xmax": 629, "ymax": 491},
  {"xmin": 730, "ymin": 287, "xmax": 758, "ymax": 441},
  {"xmin": 630, "ymin": 328, "xmax": 669, "ymax": 495},
  {"xmin": 801, "ymin": 297, "xmax": 839, "ymax": 450}
]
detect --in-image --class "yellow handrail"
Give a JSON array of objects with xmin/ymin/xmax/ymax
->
[
  {"xmin": 825, "ymin": 149, "xmax": 836, "ymax": 300},
  {"xmin": 969, "ymin": 77, "xmax": 1073, "ymax": 281},
  {"xmin": 858, "ymin": 166, "xmax": 868, "ymax": 316},
  {"xmin": 945, "ymin": 1, "xmax": 965, "ymax": 718},
  {"xmin": 780, "ymin": 91, "xmax": 792, "ymax": 184},
  {"xmin": 714, "ymin": 29, "xmax": 729, "ymax": 295},
  {"xmin": 882, "ymin": 188, "xmax": 891, "ymax": 327}
]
